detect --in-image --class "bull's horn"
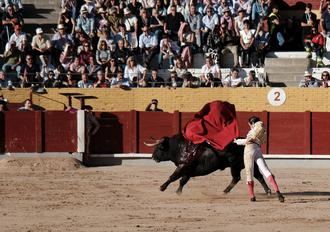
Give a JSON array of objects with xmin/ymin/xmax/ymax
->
[{"xmin": 143, "ymin": 141, "xmax": 160, "ymax": 147}]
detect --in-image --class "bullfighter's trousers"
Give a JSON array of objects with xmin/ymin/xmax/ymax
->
[{"xmin": 244, "ymin": 143, "xmax": 272, "ymax": 183}]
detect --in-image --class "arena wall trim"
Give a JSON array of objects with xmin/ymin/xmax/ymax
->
[{"xmin": 1, "ymin": 88, "xmax": 330, "ymax": 112}]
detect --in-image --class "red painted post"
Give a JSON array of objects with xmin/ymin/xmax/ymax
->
[
  {"xmin": 173, "ymin": 110, "xmax": 181, "ymax": 135},
  {"xmin": 129, "ymin": 110, "xmax": 138, "ymax": 153},
  {"xmin": 305, "ymin": 111, "xmax": 312, "ymax": 155},
  {"xmin": 35, "ymin": 111, "xmax": 43, "ymax": 153}
]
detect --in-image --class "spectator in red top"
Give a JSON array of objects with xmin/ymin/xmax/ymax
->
[
  {"xmin": 301, "ymin": 3, "xmax": 317, "ymax": 51},
  {"xmin": 78, "ymin": 41, "xmax": 93, "ymax": 65},
  {"xmin": 305, "ymin": 27, "xmax": 325, "ymax": 66}
]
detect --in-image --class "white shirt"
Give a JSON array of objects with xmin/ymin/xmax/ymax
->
[
  {"xmin": 235, "ymin": 16, "xmax": 249, "ymax": 32},
  {"xmin": 140, "ymin": 0, "xmax": 155, "ymax": 8},
  {"xmin": 124, "ymin": 64, "xmax": 146, "ymax": 82},
  {"xmin": 5, "ymin": 32, "xmax": 27, "ymax": 52},
  {"xmin": 202, "ymin": 14, "xmax": 219, "ymax": 31},
  {"xmin": 201, "ymin": 64, "xmax": 220, "ymax": 78},
  {"xmin": 124, "ymin": 16, "xmax": 138, "ymax": 32},
  {"xmin": 224, "ymin": 75, "xmax": 244, "ymax": 87},
  {"xmin": 139, "ymin": 32, "xmax": 158, "ymax": 49},
  {"xmin": 78, "ymin": 80, "xmax": 94, "ymax": 88},
  {"xmin": 240, "ymin": 29, "xmax": 255, "ymax": 44}
]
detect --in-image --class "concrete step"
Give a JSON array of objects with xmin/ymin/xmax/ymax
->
[
  {"xmin": 267, "ymin": 72, "xmax": 304, "ymax": 84},
  {"xmin": 266, "ymin": 66, "xmax": 308, "ymax": 73},
  {"xmin": 23, "ymin": 1, "xmax": 59, "ymax": 6},
  {"xmin": 265, "ymin": 58, "xmax": 309, "ymax": 67},
  {"xmin": 268, "ymin": 79, "xmax": 300, "ymax": 87},
  {"xmin": 266, "ymin": 51, "xmax": 309, "ymax": 59},
  {"xmin": 21, "ymin": 3, "xmax": 60, "ymax": 35},
  {"xmin": 272, "ymin": 81, "xmax": 300, "ymax": 87}
]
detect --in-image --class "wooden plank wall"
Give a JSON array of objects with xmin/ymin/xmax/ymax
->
[{"xmin": 1, "ymin": 111, "xmax": 330, "ymax": 154}]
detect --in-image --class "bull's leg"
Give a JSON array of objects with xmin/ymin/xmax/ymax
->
[
  {"xmin": 160, "ymin": 165, "xmax": 185, "ymax": 192},
  {"xmin": 176, "ymin": 175, "xmax": 191, "ymax": 195},
  {"xmin": 223, "ymin": 166, "xmax": 241, "ymax": 194},
  {"xmin": 254, "ymin": 165, "xmax": 271, "ymax": 195}
]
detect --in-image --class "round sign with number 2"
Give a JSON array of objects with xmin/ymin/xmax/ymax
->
[{"xmin": 267, "ymin": 88, "xmax": 286, "ymax": 106}]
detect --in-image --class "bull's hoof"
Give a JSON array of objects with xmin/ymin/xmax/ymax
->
[
  {"xmin": 266, "ymin": 189, "xmax": 272, "ymax": 196},
  {"xmin": 223, "ymin": 188, "xmax": 230, "ymax": 194},
  {"xmin": 176, "ymin": 188, "xmax": 182, "ymax": 195},
  {"xmin": 160, "ymin": 185, "xmax": 167, "ymax": 192},
  {"xmin": 278, "ymin": 194, "xmax": 285, "ymax": 203}
]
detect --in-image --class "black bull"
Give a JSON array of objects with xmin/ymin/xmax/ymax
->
[{"xmin": 147, "ymin": 134, "xmax": 271, "ymax": 195}]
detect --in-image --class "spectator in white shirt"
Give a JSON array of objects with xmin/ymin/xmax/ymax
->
[
  {"xmin": 200, "ymin": 56, "xmax": 222, "ymax": 87},
  {"xmin": 234, "ymin": 7, "xmax": 249, "ymax": 36},
  {"xmin": 139, "ymin": 25, "xmax": 158, "ymax": 69},
  {"xmin": 239, "ymin": 19, "xmax": 255, "ymax": 67},
  {"xmin": 223, "ymin": 67, "xmax": 244, "ymax": 87},
  {"xmin": 78, "ymin": 72, "xmax": 94, "ymax": 88},
  {"xmin": 202, "ymin": 6, "xmax": 219, "ymax": 32},
  {"xmin": 123, "ymin": 7, "xmax": 138, "ymax": 49},
  {"xmin": 5, "ymin": 24, "xmax": 26, "ymax": 52},
  {"xmin": 124, "ymin": 56, "xmax": 147, "ymax": 87},
  {"xmin": 202, "ymin": 6, "xmax": 219, "ymax": 47}
]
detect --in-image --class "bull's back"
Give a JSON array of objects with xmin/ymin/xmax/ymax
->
[{"xmin": 189, "ymin": 148, "xmax": 228, "ymax": 177}]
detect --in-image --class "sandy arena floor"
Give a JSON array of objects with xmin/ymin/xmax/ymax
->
[{"xmin": 0, "ymin": 157, "xmax": 330, "ymax": 232}]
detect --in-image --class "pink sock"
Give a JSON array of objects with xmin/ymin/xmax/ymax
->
[
  {"xmin": 267, "ymin": 175, "xmax": 280, "ymax": 192},
  {"xmin": 247, "ymin": 181, "xmax": 255, "ymax": 198}
]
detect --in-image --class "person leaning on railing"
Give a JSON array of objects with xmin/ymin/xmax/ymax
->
[
  {"xmin": 320, "ymin": 70, "xmax": 330, "ymax": 88},
  {"xmin": 146, "ymin": 69, "xmax": 165, "ymax": 87},
  {"xmin": 167, "ymin": 70, "xmax": 183, "ymax": 88},
  {"xmin": 19, "ymin": 55, "xmax": 41, "ymax": 88}
]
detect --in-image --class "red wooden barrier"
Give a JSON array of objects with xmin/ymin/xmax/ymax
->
[
  {"xmin": 92, "ymin": 112, "xmax": 131, "ymax": 154},
  {"xmin": 5, "ymin": 111, "xmax": 39, "ymax": 152},
  {"xmin": 44, "ymin": 111, "xmax": 77, "ymax": 152},
  {"xmin": 96, "ymin": 110, "xmax": 330, "ymax": 155},
  {"xmin": 2, "ymin": 111, "xmax": 77, "ymax": 153},
  {"xmin": 2, "ymin": 111, "xmax": 330, "ymax": 155},
  {"xmin": 138, "ymin": 111, "xmax": 175, "ymax": 153},
  {"xmin": 311, "ymin": 112, "xmax": 330, "ymax": 154},
  {"xmin": 268, "ymin": 112, "xmax": 310, "ymax": 154}
]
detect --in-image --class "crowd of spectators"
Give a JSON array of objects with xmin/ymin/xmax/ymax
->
[
  {"xmin": 299, "ymin": 70, "xmax": 330, "ymax": 88},
  {"xmin": 0, "ymin": 0, "xmax": 329, "ymax": 89}
]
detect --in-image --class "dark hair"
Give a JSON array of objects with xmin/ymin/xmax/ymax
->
[
  {"xmin": 306, "ymin": 3, "xmax": 312, "ymax": 9},
  {"xmin": 82, "ymin": 105, "xmax": 93, "ymax": 110},
  {"xmin": 248, "ymin": 116, "xmax": 260, "ymax": 125},
  {"xmin": 231, "ymin": 67, "xmax": 239, "ymax": 73},
  {"xmin": 243, "ymin": 19, "xmax": 250, "ymax": 26}
]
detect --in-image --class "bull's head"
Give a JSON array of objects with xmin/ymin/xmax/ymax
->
[{"xmin": 144, "ymin": 137, "xmax": 171, "ymax": 162}]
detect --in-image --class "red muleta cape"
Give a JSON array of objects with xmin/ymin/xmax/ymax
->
[{"xmin": 182, "ymin": 101, "xmax": 239, "ymax": 150}]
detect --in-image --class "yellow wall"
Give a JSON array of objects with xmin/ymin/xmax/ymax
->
[{"xmin": 1, "ymin": 88, "xmax": 330, "ymax": 112}]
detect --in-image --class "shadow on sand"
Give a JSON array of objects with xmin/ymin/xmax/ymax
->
[{"xmin": 284, "ymin": 191, "xmax": 330, "ymax": 197}]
